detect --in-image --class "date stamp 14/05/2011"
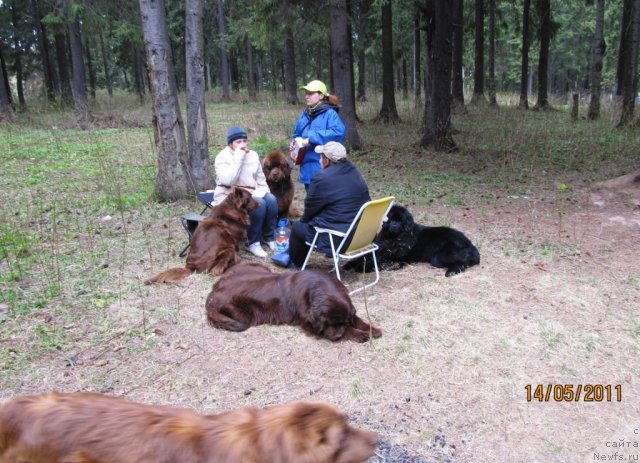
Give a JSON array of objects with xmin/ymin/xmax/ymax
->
[{"xmin": 525, "ymin": 384, "xmax": 622, "ymax": 402}]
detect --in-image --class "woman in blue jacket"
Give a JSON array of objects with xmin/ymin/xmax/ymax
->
[{"xmin": 291, "ymin": 80, "xmax": 346, "ymax": 192}]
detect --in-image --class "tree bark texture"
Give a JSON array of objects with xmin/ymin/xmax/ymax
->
[
  {"xmin": 99, "ymin": 31, "xmax": 113, "ymax": 97},
  {"xmin": 534, "ymin": 0, "xmax": 551, "ymax": 109},
  {"xmin": 32, "ymin": 0, "xmax": 56, "ymax": 102},
  {"xmin": 65, "ymin": 0, "xmax": 90, "ymax": 121},
  {"xmin": 519, "ymin": 0, "xmax": 531, "ymax": 108},
  {"xmin": 215, "ymin": 0, "xmax": 231, "ymax": 100},
  {"xmin": 0, "ymin": 45, "xmax": 13, "ymax": 121},
  {"xmin": 0, "ymin": 46, "xmax": 13, "ymax": 110},
  {"xmin": 422, "ymin": 1, "xmax": 456, "ymax": 152},
  {"xmin": 140, "ymin": 0, "xmax": 192, "ymax": 201},
  {"xmin": 329, "ymin": 0, "xmax": 363, "ymax": 149},
  {"xmin": 284, "ymin": 26, "xmax": 298, "ymax": 105},
  {"xmin": 619, "ymin": 0, "xmax": 639, "ymax": 124},
  {"xmin": 376, "ymin": 0, "xmax": 400, "ymax": 123},
  {"xmin": 616, "ymin": 0, "xmax": 633, "ymax": 96},
  {"xmin": 587, "ymin": 0, "xmax": 605, "ymax": 120},
  {"xmin": 10, "ymin": 1, "xmax": 25, "ymax": 109},
  {"xmin": 471, "ymin": 0, "xmax": 485, "ymax": 103},
  {"xmin": 414, "ymin": 11, "xmax": 422, "ymax": 105},
  {"xmin": 451, "ymin": 0, "xmax": 464, "ymax": 105},
  {"xmin": 185, "ymin": 0, "xmax": 213, "ymax": 192},
  {"xmin": 84, "ymin": 37, "xmax": 96, "ymax": 100},
  {"xmin": 487, "ymin": 0, "xmax": 497, "ymax": 106},
  {"xmin": 246, "ymin": 37, "xmax": 256, "ymax": 98},
  {"xmin": 54, "ymin": 32, "xmax": 74, "ymax": 106}
]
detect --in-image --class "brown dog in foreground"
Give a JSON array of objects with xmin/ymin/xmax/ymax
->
[
  {"xmin": 206, "ymin": 262, "xmax": 382, "ymax": 342},
  {"xmin": 145, "ymin": 187, "xmax": 258, "ymax": 284},
  {"xmin": 262, "ymin": 150, "xmax": 300, "ymax": 219},
  {"xmin": 0, "ymin": 391, "xmax": 378, "ymax": 463}
]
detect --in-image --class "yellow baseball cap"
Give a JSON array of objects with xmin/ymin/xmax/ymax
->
[{"xmin": 301, "ymin": 80, "xmax": 328, "ymax": 96}]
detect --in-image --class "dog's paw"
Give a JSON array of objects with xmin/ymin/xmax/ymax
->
[{"xmin": 445, "ymin": 265, "xmax": 467, "ymax": 277}]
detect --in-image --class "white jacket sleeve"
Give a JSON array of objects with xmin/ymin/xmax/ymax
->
[{"xmin": 215, "ymin": 147, "xmax": 246, "ymax": 187}]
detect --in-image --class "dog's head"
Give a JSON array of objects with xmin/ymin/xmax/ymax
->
[
  {"xmin": 227, "ymin": 186, "xmax": 259, "ymax": 212},
  {"xmin": 262, "ymin": 150, "xmax": 292, "ymax": 184},
  {"xmin": 381, "ymin": 205, "xmax": 415, "ymax": 237},
  {"xmin": 259, "ymin": 402, "xmax": 378, "ymax": 463}
]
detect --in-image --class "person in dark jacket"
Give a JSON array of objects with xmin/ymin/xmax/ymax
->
[
  {"xmin": 288, "ymin": 142, "xmax": 371, "ymax": 268},
  {"xmin": 291, "ymin": 80, "xmax": 346, "ymax": 192}
]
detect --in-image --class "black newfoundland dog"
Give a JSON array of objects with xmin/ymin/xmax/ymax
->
[{"xmin": 345, "ymin": 205, "xmax": 480, "ymax": 277}]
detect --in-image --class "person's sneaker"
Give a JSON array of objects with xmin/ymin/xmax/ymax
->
[
  {"xmin": 267, "ymin": 241, "xmax": 276, "ymax": 252},
  {"xmin": 246, "ymin": 242, "xmax": 268, "ymax": 258}
]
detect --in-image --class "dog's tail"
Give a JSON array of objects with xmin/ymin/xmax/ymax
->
[{"xmin": 144, "ymin": 267, "xmax": 194, "ymax": 285}]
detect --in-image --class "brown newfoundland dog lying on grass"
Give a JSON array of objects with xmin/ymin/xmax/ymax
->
[
  {"xmin": 145, "ymin": 187, "xmax": 258, "ymax": 284},
  {"xmin": 262, "ymin": 150, "xmax": 300, "ymax": 219},
  {"xmin": 0, "ymin": 391, "xmax": 378, "ymax": 463},
  {"xmin": 206, "ymin": 262, "xmax": 382, "ymax": 342}
]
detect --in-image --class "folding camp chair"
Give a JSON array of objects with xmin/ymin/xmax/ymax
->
[
  {"xmin": 301, "ymin": 196, "xmax": 395, "ymax": 295},
  {"xmin": 178, "ymin": 190, "xmax": 216, "ymax": 257}
]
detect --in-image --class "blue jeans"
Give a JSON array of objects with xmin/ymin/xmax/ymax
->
[{"xmin": 247, "ymin": 193, "xmax": 278, "ymax": 244}]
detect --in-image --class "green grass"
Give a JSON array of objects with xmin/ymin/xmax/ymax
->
[{"xmin": 1, "ymin": 93, "xmax": 639, "ymax": 351}]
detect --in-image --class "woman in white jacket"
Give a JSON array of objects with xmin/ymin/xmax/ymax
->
[{"xmin": 213, "ymin": 125, "xmax": 278, "ymax": 258}]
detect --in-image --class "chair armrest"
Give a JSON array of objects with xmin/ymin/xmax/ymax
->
[{"xmin": 313, "ymin": 227, "xmax": 347, "ymax": 237}]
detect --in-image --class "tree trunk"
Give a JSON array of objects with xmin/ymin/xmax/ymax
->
[
  {"xmin": 519, "ymin": 0, "xmax": 531, "ymax": 109},
  {"xmin": 619, "ymin": 0, "xmax": 640, "ymax": 125},
  {"xmin": 32, "ymin": 0, "xmax": 56, "ymax": 102},
  {"xmin": 470, "ymin": 0, "xmax": 485, "ymax": 103},
  {"xmin": 0, "ymin": 46, "xmax": 13, "ymax": 122},
  {"xmin": 356, "ymin": 0, "xmax": 371, "ymax": 102},
  {"xmin": 357, "ymin": 50, "xmax": 367, "ymax": 101},
  {"xmin": 487, "ymin": 0, "xmax": 497, "ymax": 106},
  {"xmin": 587, "ymin": 0, "xmax": 605, "ymax": 120},
  {"xmin": 65, "ymin": 0, "xmax": 90, "ymax": 122},
  {"xmin": 376, "ymin": 0, "xmax": 400, "ymax": 123},
  {"xmin": 230, "ymin": 50, "xmax": 240, "ymax": 93},
  {"xmin": 534, "ymin": 0, "xmax": 551, "ymax": 109},
  {"xmin": 132, "ymin": 44, "xmax": 145, "ymax": 104},
  {"xmin": 84, "ymin": 36, "xmax": 96, "ymax": 100},
  {"xmin": 330, "ymin": 0, "xmax": 363, "ymax": 149},
  {"xmin": 284, "ymin": 26, "xmax": 298, "ymax": 105},
  {"xmin": 414, "ymin": 10, "xmax": 422, "ymax": 106},
  {"xmin": 99, "ymin": 30, "xmax": 113, "ymax": 97},
  {"xmin": 54, "ymin": 32, "xmax": 74, "ymax": 106},
  {"xmin": 632, "ymin": 0, "xmax": 640, "ymax": 102},
  {"xmin": 185, "ymin": 0, "xmax": 213, "ymax": 192},
  {"xmin": 215, "ymin": 0, "xmax": 231, "ymax": 100},
  {"xmin": 616, "ymin": 0, "xmax": 633, "ymax": 96},
  {"xmin": 139, "ymin": 0, "xmax": 192, "ymax": 201},
  {"xmin": 269, "ymin": 46, "xmax": 278, "ymax": 95},
  {"xmin": 246, "ymin": 37, "xmax": 256, "ymax": 99},
  {"xmin": 402, "ymin": 59, "xmax": 409, "ymax": 99},
  {"xmin": 422, "ymin": 1, "xmax": 456, "ymax": 151},
  {"xmin": 451, "ymin": 0, "xmax": 464, "ymax": 106},
  {"xmin": 10, "ymin": 1, "xmax": 26, "ymax": 110}
]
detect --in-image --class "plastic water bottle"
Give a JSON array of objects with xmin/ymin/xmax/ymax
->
[{"xmin": 274, "ymin": 219, "xmax": 290, "ymax": 254}]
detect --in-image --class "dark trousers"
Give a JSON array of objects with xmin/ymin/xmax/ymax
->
[{"xmin": 289, "ymin": 220, "xmax": 315, "ymax": 267}]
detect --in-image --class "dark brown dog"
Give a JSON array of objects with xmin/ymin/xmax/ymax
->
[
  {"xmin": 262, "ymin": 150, "xmax": 300, "ymax": 219},
  {"xmin": 206, "ymin": 262, "xmax": 382, "ymax": 342},
  {"xmin": 0, "ymin": 391, "xmax": 378, "ymax": 463},
  {"xmin": 145, "ymin": 187, "xmax": 258, "ymax": 284}
]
